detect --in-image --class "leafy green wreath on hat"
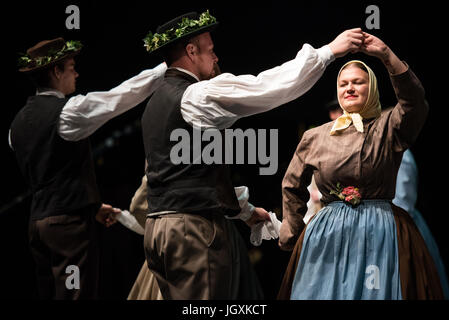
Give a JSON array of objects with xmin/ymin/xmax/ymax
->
[
  {"xmin": 18, "ymin": 40, "xmax": 83, "ymax": 72},
  {"xmin": 143, "ymin": 10, "xmax": 217, "ymax": 53}
]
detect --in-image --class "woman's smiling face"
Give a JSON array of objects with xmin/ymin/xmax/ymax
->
[{"xmin": 337, "ymin": 64, "xmax": 370, "ymax": 113}]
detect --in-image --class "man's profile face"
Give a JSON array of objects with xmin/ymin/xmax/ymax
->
[{"xmin": 192, "ymin": 32, "xmax": 219, "ymax": 80}]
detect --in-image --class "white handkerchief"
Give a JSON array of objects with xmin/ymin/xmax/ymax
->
[
  {"xmin": 250, "ymin": 211, "xmax": 281, "ymax": 246},
  {"xmin": 116, "ymin": 210, "xmax": 145, "ymax": 235}
]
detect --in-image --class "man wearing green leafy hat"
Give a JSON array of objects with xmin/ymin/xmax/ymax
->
[
  {"xmin": 10, "ymin": 37, "xmax": 167, "ymax": 299},
  {"xmin": 141, "ymin": 10, "xmax": 364, "ymax": 299}
]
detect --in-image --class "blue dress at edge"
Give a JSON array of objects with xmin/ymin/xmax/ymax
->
[
  {"xmin": 392, "ymin": 150, "xmax": 449, "ymax": 299},
  {"xmin": 290, "ymin": 200, "xmax": 402, "ymax": 299}
]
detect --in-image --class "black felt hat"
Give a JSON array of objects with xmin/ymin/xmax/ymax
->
[{"xmin": 143, "ymin": 10, "xmax": 218, "ymax": 54}]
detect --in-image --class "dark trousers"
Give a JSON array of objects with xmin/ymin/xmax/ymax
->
[{"xmin": 28, "ymin": 206, "xmax": 100, "ymax": 299}]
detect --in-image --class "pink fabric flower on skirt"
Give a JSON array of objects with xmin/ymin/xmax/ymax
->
[{"xmin": 330, "ymin": 183, "xmax": 362, "ymax": 206}]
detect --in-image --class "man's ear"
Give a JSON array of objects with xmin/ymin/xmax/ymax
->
[
  {"xmin": 52, "ymin": 65, "xmax": 62, "ymax": 80},
  {"xmin": 185, "ymin": 43, "xmax": 196, "ymax": 61}
]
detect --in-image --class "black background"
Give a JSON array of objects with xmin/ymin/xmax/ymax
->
[{"xmin": 1, "ymin": 0, "xmax": 448, "ymax": 302}]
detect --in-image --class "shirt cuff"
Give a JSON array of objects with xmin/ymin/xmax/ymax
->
[
  {"xmin": 225, "ymin": 186, "xmax": 255, "ymax": 221},
  {"xmin": 316, "ymin": 45, "xmax": 335, "ymax": 68}
]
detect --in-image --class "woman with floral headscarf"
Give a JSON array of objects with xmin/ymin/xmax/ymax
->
[{"xmin": 277, "ymin": 32, "xmax": 444, "ymax": 300}]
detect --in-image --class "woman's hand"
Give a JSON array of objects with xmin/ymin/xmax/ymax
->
[
  {"xmin": 278, "ymin": 220, "xmax": 296, "ymax": 251},
  {"xmin": 360, "ymin": 32, "xmax": 390, "ymax": 60},
  {"xmin": 245, "ymin": 207, "xmax": 271, "ymax": 227},
  {"xmin": 361, "ymin": 32, "xmax": 408, "ymax": 75}
]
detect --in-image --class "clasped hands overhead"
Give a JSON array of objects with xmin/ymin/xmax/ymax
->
[{"xmin": 328, "ymin": 28, "xmax": 391, "ymax": 60}]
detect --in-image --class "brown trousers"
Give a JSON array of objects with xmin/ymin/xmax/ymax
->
[
  {"xmin": 28, "ymin": 207, "xmax": 100, "ymax": 299},
  {"xmin": 144, "ymin": 212, "xmax": 253, "ymax": 300}
]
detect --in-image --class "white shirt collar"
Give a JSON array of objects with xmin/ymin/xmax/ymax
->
[
  {"xmin": 36, "ymin": 88, "xmax": 66, "ymax": 98},
  {"xmin": 170, "ymin": 67, "xmax": 200, "ymax": 82}
]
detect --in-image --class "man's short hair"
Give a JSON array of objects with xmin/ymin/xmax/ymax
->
[
  {"xmin": 161, "ymin": 35, "xmax": 201, "ymax": 66},
  {"xmin": 27, "ymin": 59, "xmax": 66, "ymax": 88}
]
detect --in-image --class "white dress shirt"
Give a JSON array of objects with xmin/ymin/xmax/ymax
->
[
  {"xmin": 180, "ymin": 44, "xmax": 334, "ymax": 129},
  {"xmin": 9, "ymin": 62, "xmax": 167, "ymax": 149},
  {"xmin": 59, "ymin": 63, "xmax": 167, "ymax": 141}
]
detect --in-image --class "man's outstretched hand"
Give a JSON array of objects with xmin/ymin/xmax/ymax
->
[
  {"xmin": 96, "ymin": 203, "xmax": 120, "ymax": 227},
  {"xmin": 328, "ymin": 28, "xmax": 364, "ymax": 58}
]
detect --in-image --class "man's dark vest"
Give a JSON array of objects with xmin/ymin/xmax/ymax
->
[
  {"xmin": 10, "ymin": 95, "xmax": 101, "ymax": 220},
  {"xmin": 141, "ymin": 69, "xmax": 241, "ymax": 216}
]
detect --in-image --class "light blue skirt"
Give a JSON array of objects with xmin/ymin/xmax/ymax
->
[{"xmin": 290, "ymin": 200, "xmax": 403, "ymax": 300}]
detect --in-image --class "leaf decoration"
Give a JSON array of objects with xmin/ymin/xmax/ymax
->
[
  {"xmin": 18, "ymin": 40, "xmax": 82, "ymax": 68},
  {"xmin": 143, "ymin": 10, "xmax": 217, "ymax": 53}
]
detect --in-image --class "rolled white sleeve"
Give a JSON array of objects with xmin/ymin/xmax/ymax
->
[
  {"xmin": 58, "ymin": 62, "xmax": 167, "ymax": 141},
  {"xmin": 181, "ymin": 44, "xmax": 334, "ymax": 129},
  {"xmin": 225, "ymin": 186, "xmax": 255, "ymax": 221}
]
